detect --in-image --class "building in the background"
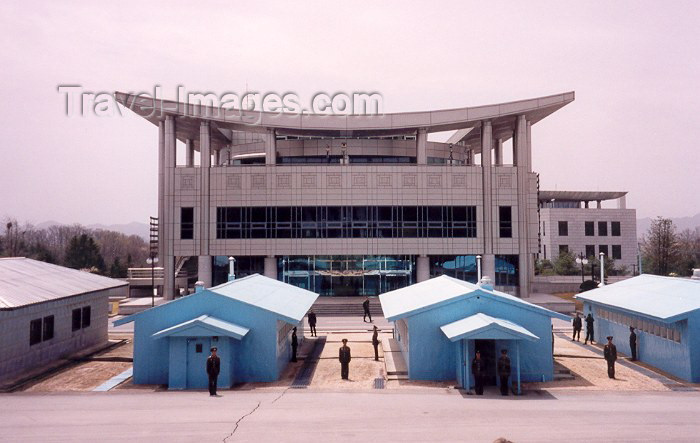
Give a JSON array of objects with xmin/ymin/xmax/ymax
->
[
  {"xmin": 576, "ymin": 274, "xmax": 700, "ymax": 382},
  {"xmin": 116, "ymin": 91, "xmax": 575, "ymax": 298},
  {"xmin": 114, "ymin": 274, "xmax": 317, "ymax": 389},
  {"xmin": 539, "ymin": 191, "xmax": 638, "ymax": 273},
  {"xmin": 0, "ymin": 258, "xmax": 127, "ymax": 386},
  {"xmin": 379, "ymin": 275, "xmax": 568, "ymax": 392}
]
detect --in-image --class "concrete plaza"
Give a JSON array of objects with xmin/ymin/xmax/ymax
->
[{"xmin": 2, "ymin": 389, "xmax": 700, "ymax": 442}]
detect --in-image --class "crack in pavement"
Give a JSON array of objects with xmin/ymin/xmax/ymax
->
[{"xmin": 222, "ymin": 401, "xmax": 261, "ymax": 442}]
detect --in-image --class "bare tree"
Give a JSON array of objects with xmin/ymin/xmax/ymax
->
[{"xmin": 641, "ymin": 217, "xmax": 679, "ymax": 276}]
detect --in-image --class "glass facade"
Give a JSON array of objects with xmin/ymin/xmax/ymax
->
[
  {"xmin": 212, "ymin": 256, "xmax": 265, "ymax": 286},
  {"xmin": 429, "ymin": 255, "xmax": 478, "ymax": 283},
  {"xmin": 278, "ymin": 255, "xmax": 416, "ymax": 296},
  {"xmin": 495, "ymin": 255, "xmax": 518, "ymax": 287},
  {"xmin": 216, "ymin": 206, "xmax": 477, "ymax": 239}
]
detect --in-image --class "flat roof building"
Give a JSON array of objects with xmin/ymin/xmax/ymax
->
[
  {"xmin": 576, "ymin": 274, "xmax": 700, "ymax": 382},
  {"xmin": 117, "ymin": 91, "xmax": 576, "ymax": 299},
  {"xmin": 0, "ymin": 258, "xmax": 127, "ymax": 386}
]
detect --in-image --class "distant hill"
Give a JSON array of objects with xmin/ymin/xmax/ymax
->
[
  {"xmin": 36, "ymin": 220, "xmax": 150, "ymax": 241},
  {"xmin": 637, "ymin": 213, "xmax": 700, "ymax": 238}
]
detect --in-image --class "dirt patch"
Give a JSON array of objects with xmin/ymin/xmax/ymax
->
[{"xmin": 551, "ymin": 292, "xmax": 582, "ymax": 312}]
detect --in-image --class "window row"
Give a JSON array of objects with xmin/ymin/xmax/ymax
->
[
  {"xmin": 215, "ymin": 206, "xmax": 478, "ymax": 239},
  {"xmin": 598, "ymin": 308, "xmax": 681, "ymax": 343},
  {"xmin": 556, "ymin": 221, "xmax": 622, "ymax": 237},
  {"xmin": 29, "ymin": 315, "xmax": 54, "ymax": 346},
  {"xmin": 559, "ymin": 245, "xmax": 622, "ymax": 260},
  {"xmin": 72, "ymin": 306, "xmax": 91, "ymax": 332}
]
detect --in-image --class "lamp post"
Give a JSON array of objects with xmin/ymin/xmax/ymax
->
[
  {"xmin": 227, "ymin": 256, "xmax": 236, "ymax": 281},
  {"xmin": 146, "ymin": 254, "xmax": 159, "ymax": 307},
  {"xmin": 599, "ymin": 252, "xmax": 606, "ymax": 286},
  {"xmin": 575, "ymin": 253, "xmax": 588, "ymax": 283},
  {"xmin": 476, "ymin": 255, "xmax": 482, "ymax": 281}
]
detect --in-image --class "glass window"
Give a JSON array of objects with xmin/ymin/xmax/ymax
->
[
  {"xmin": 30, "ymin": 318, "xmax": 42, "ymax": 346},
  {"xmin": 180, "ymin": 207, "xmax": 194, "ymax": 240},
  {"xmin": 558, "ymin": 221, "xmax": 568, "ymax": 236},
  {"xmin": 598, "ymin": 221, "xmax": 608, "ymax": 236},
  {"xmin": 43, "ymin": 315, "xmax": 54, "ymax": 341},
  {"xmin": 599, "ymin": 245, "xmax": 609, "ymax": 257},
  {"xmin": 72, "ymin": 308, "xmax": 82, "ymax": 331},
  {"xmin": 559, "ymin": 245, "xmax": 569, "ymax": 255},
  {"xmin": 495, "ymin": 255, "xmax": 519, "ymax": 286},
  {"xmin": 673, "ymin": 328, "xmax": 681, "ymax": 343},
  {"xmin": 585, "ymin": 245, "xmax": 595, "ymax": 259},
  {"xmin": 611, "ymin": 221, "xmax": 621, "ymax": 236},
  {"xmin": 612, "ymin": 245, "xmax": 622, "ymax": 260},
  {"xmin": 585, "ymin": 221, "xmax": 594, "ymax": 236},
  {"xmin": 82, "ymin": 306, "xmax": 91, "ymax": 328},
  {"xmin": 499, "ymin": 206, "xmax": 512, "ymax": 238}
]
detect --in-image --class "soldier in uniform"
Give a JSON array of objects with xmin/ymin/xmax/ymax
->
[
  {"xmin": 308, "ymin": 310, "xmax": 317, "ymax": 337},
  {"xmin": 362, "ymin": 297, "xmax": 372, "ymax": 323},
  {"xmin": 497, "ymin": 349, "xmax": 511, "ymax": 396},
  {"xmin": 629, "ymin": 326, "xmax": 637, "ymax": 361},
  {"xmin": 604, "ymin": 336, "xmax": 617, "ymax": 379},
  {"xmin": 471, "ymin": 350, "xmax": 485, "ymax": 395},
  {"xmin": 572, "ymin": 313, "xmax": 582, "ymax": 341},
  {"xmin": 291, "ymin": 327, "xmax": 298, "ymax": 362},
  {"xmin": 206, "ymin": 346, "xmax": 221, "ymax": 396},
  {"xmin": 584, "ymin": 313, "xmax": 595, "ymax": 344},
  {"xmin": 339, "ymin": 338, "xmax": 351, "ymax": 379},
  {"xmin": 372, "ymin": 325, "xmax": 380, "ymax": 361}
]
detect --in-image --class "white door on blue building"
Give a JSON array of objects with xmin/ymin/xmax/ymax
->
[{"xmin": 186, "ymin": 338, "xmax": 211, "ymax": 389}]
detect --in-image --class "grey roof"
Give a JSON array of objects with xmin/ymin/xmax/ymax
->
[
  {"xmin": 575, "ymin": 274, "xmax": 700, "ymax": 322},
  {"xmin": 539, "ymin": 190, "xmax": 627, "ymax": 202},
  {"xmin": 440, "ymin": 313, "xmax": 539, "ymax": 342},
  {"xmin": 209, "ymin": 274, "xmax": 319, "ymax": 323},
  {"xmin": 379, "ymin": 275, "xmax": 569, "ymax": 321},
  {"xmin": 0, "ymin": 257, "xmax": 127, "ymax": 309}
]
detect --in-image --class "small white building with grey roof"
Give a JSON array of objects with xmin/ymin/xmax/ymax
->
[
  {"xmin": 576, "ymin": 274, "xmax": 700, "ymax": 382},
  {"xmin": 0, "ymin": 257, "xmax": 128, "ymax": 386}
]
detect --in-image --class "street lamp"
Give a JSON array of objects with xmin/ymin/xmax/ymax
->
[
  {"xmin": 146, "ymin": 255, "xmax": 159, "ymax": 307},
  {"xmin": 476, "ymin": 255, "xmax": 482, "ymax": 281},
  {"xmin": 575, "ymin": 253, "xmax": 588, "ymax": 283},
  {"xmin": 599, "ymin": 252, "xmax": 606, "ymax": 286},
  {"xmin": 227, "ymin": 256, "xmax": 236, "ymax": 281}
]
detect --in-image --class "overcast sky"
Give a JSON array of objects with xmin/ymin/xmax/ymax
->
[{"xmin": 1, "ymin": 0, "xmax": 698, "ymax": 225}]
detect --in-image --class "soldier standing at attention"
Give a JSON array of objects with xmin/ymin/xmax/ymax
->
[
  {"xmin": 572, "ymin": 313, "xmax": 582, "ymax": 341},
  {"xmin": 339, "ymin": 338, "xmax": 351, "ymax": 380},
  {"xmin": 629, "ymin": 326, "xmax": 637, "ymax": 361},
  {"xmin": 362, "ymin": 297, "xmax": 372, "ymax": 323},
  {"xmin": 291, "ymin": 327, "xmax": 298, "ymax": 362},
  {"xmin": 372, "ymin": 325, "xmax": 380, "ymax": 361},
  {"xmin": 584, "ymin": 313, "xmax": 595, "ymax": 344},
  {"xmin": 206, "ymin": 347, "xmax": 221, "ymax": 397},
  {"xmin": 472, "ymin": 350, "xmax": 485, "ymax": 395},
  {"xmin": 308, "ymin": 310, "xmax": 317, "ymax": 337},
  {"xmin": 604, "ymin": 336, "xmax": 618, "ymax": 379},
  {"xmin": 497, "ymin": 349, "xmax": 511, "ymax": 396}
]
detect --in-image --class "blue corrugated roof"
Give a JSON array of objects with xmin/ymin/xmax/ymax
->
[
  {"xmin": 379, "ymin": 275, "xmax": 569, "ymax": 321},
  {"xmin": 152, "ymin": 315, "xmax": 249, "ymax": 340},
  {"xmin": 440, "ymin": 313, "xmax": 539, "ymax": 342},
  {"xmin": 576, "ymin": 274, "xmax": 700, "ymax": 321}
]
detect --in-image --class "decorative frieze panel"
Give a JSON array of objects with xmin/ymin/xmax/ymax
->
[
  {"xmin": 302, "ymin": 174, "xmax": 317, "ymax": 188},
  {"xmin": 428, "ymin": 174, "xmax": 442, "ymax": 188},
  {"xmin": 251, "ymin": 174, "xmax": 266, "ymax": 188},
  {"xmin": 377, "ymin": 174, "xmax": 392, "ymax": 188},
  {"xmin": 226, "ymin": 174, "xmax": 241, "ymax": 189},
  {"xmin": 452, "ymin": 174, "xmax": 466, "ymax": 187},
  {"xmin": 402, "ymin": 174, "xmax": 417, "ymax": 188},
  {"xmin": 276, "ymin": 174, "xmax": 291, "ymax": 188},
  {"xmin": 498, "ymin": 174, "xmax": 513, "ymax": 188},
  {"xmin": 326, "ymin": 174, "xmax": 341, "ymax": 188},
  {"xmin": 352, "ymin": 174, "xmax": 367, "ymax": 188},
  {"xmin": 180, "ymin": 175, "xmax": 194, "ymax": 190}
]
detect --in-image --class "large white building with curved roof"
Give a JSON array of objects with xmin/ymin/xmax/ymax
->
[{"xmin": 116, "ymin": 91, "xmax": 576, "ymax": 299}]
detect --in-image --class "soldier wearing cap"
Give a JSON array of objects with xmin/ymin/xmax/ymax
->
[
  {"xmin": 339, "ymin": 338, "xmax": 351, "ymax": 379},
  {"xmin": 206, "ymin": 346, "xmax": 221, "ymax": 396},
  {"xmin": 291, "ymin": 327, "xmax": 298, "ymax": 362},
  {"xmin": 471, "ymin": 350, "xmax": 485, "ymax": 395},
  {"xmin": 497, "ymin": 349, "xmax": 511, "ymax": 396},
  {"xmin": 372, "ymin": 325, "xmax": 380, "ymax": 361},
  {"xmin": 604, "ymin": 336, "xmax": 617, "ymax": 379},
  {"xmin": 629, "ymin": 326, "xmax": 637, "ymax": 361}
]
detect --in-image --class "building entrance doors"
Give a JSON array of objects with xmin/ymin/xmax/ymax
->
[
  {"xmin": 186, "ymin": 337, "xmax": 211, "ymax": 389},
  {"xmin": 475, "ymin": 339, "xmax": 497, "ymax": 386}
]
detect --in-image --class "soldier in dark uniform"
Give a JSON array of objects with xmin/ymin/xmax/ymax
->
[
  {"xmin": 362, "ymin": 297, "xmax": 372, "ymax": 323},
  {"xmin": 629, "ymin": 326, "xmax": 637, "ymax": 361},
  {"xmin": 584, "ymin": 313, "xmax": 595, "ymax": 344},
  {"xmin": 572, "ymin": 313, "xmax": 582, "ymax": 341},
  {"xmin": 604, "ymin": 336, "xmax": 617, "ymax": 379},
  {"xmin": 291, "ymin": 327, "xmax": 298, "ymax": 362},
  {"xmin": 372, "ymin": 325, "xmax": 380, "ymax": 361},
  {"xmin": 308, "ymin": 310, "xmax": 317, "ymax": 337},
  {"xmin": 497, "ymin": 349, "xmax": 511, "ymax": 396},
  {"xmin": 339, "ymin": 338, "xmax": 351, "ymax": 379},
  {"xmin": 471, "ymin": 350, "xmax": 485, "ymax": 395},
  {"xmin": 206, "ymin": 346, "xmax": 221, "ymax": 396}
]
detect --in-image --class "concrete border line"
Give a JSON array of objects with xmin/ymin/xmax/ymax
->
[{"xmin": 93, "ymin": 367, "xmax": 133, "ymax": 392}]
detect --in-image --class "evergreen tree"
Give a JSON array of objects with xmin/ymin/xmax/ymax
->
[{"xmin": 64, "ymin": 234, "xmax": 106, "ymax": 273}]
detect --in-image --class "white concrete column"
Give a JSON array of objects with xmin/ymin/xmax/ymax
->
[
  {"xmin": 265, "ymin": 128, "xmax": 276, "ymax": 164},
  {"xmin": 494, "ymin": 138, "xmax": 503, "ymax": 166},
  {"xmin": 199, "ymin": 122, "xmax": 211, "ymax": 258},
  {"xmin": 163, "ymin": 115, "xmax": 177, "ymax": 300},
  {"xmin": 185, "ymin": 138, "xmax": 195, "ymax": 167},
  {"xmin": 596, "ymin": 200, "xmax": 602, "ymax": 209},
  {"xmin": 213, "ymin": 149, "xmax": 220, "ymax": 167},
  {"xmin": 157, "ymin": 120, "xmax": 165, "ymax": 260},
  {"xmin": 617, "ymin": 195, "xmax": 627, "ymax": 209},
  {"xmin": 198, "ymin": 255, "xmax": 212, "ymax": 288},
  {"xmin": 482, "ymin": 254, "xmax": 495, "ymax": 284},
  {"xmin": 416, "ymin": 128, "xmax": 428, "ymax": 165},
  {"xmin": 481, "ymin": 121, "xmax": 493, "ymax": 257},
  {"xmin": 417, "ymin": 255, "xmax": 430, "ymax": 282},
  {"xmin": 264, "ymin": 256, "xmax": 277, "ymax": 279},
  {"xmin": 515, "ymin": 115, "xmax": 531, "ymax": 297}
]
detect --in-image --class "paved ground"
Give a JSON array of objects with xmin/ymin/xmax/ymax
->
[{"xmin": 2, "ymin": 390, "xmax": 700, "ymax": 442}]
